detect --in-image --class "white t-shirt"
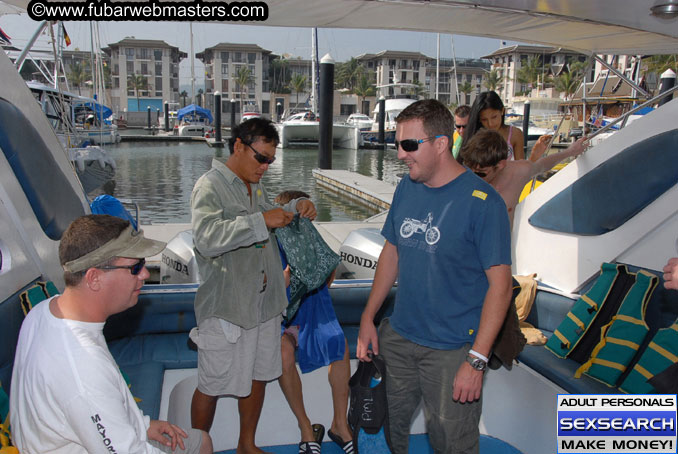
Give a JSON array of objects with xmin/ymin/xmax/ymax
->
[{"xmin": 10, "ymin": 296, "xmax": 163, "ymax": 454}]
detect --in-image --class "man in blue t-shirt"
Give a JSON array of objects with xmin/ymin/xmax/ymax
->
[{"xmin": 357, "ymin": 99, "xmax": 513, "ymax": 454}]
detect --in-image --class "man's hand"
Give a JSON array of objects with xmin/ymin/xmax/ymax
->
[
  {"xmin": 452, "ymin": 361, "xmax": 484, "ymax": 403},
  {"xmin": 568, "ymin": 137, "xmax": 588, "ymax": 158},
  {"xmin": 283, "ymin": 264, "xmax": 291, "ymax": 288},
  {"xmin": 663, "ymin": 257, "xmax": 678, "ymax": 290},
  {"xmin": 529, "ymin": 134, "xmax": 552, "ymax": 162},
  {"xmin": 263, "ymin": 207, "xmax": 295, "ymax": 228},
  {"xmin": 147, "ymin": 420, "xmax": 187, "ymax": 451},
  {"xmin": 296, "ymin": 199, "xmax": 317, "ymax": 220},
  {"xmin": 357, "ymin": 316, "xmax": 379, "ymax": 361}
]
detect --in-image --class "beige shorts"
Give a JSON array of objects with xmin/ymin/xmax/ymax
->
[
  {"xmin": 190, "ymin": 314, "xmax": 283, "ymax": 397},
  {"xmin": 148, "ymin": 427, "xmax": 203, "ymax": 454}
]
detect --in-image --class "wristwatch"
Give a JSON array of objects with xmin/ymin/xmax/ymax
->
[{"xmin": 466, "ymin": 354, "xmax": 487, "ymax": 371}]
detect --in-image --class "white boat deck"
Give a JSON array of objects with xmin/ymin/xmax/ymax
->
[{"xmin": 312, "ymin": 169, "xmax": 396, "ymax": 211}]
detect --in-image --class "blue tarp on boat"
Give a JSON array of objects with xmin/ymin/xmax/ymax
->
[
  {"xmin": 177, "ymin": 104, "xmax": 213, "ymax": 124},
  {"xmin": 74, "ymin": 100, "xmax": 113, "ymax": 120}
]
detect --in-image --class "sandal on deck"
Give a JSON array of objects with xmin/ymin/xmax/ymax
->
[
  {"xmin": 298, "ymin": 441, "xmax": 321, "ymax": 454},
  {"xmin": 312, "ymin": 423, "xmax": 325, "ymax": 444},
  {"xmin": 328, "ymin": 430, "xmax": 356, "ymax": 454}
]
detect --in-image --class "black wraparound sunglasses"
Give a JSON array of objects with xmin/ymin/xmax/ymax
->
[
  {"xmin": 395, "ymin": 135, "xmax": 447, "ymax": 152},
  {"xmin": 246, "ymin": 142, "xmax": 276, "ymax": 165},
  {"xmin": 97, "ymin": 258, "xmax": 146, "ymax": 276}
]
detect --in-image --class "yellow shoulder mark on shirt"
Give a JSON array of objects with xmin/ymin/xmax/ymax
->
[{"xmin": 472, "ymin": 189, "xmax": 487, "ymax": 200}]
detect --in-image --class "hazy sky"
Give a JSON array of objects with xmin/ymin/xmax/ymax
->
[{"xmin": 1, "ymin": 14, "xmax": 514, "ymax": 88}]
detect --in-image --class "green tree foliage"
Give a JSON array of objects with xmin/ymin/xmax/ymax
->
[
  {"xmin": 127, "ymin": 74, "xmax": 148, "ymax": 111},
  {"xmin": 458, "ymin": 81, "xmax": 473, "ymax": 104},
  {"xmin": 289, "ymin": 73, "xmax": 308, "ymax": 108},
  {"xmin": 335, "ymin": 58, "xmax": 365, "ymax": 91},
  {"xmin": 483, "ymin": 69, "xmax": 502, "ymax": 91},
  {"xmin": 269, "ymin": 58, "xmax": 291, "ymax": 94},
  {"xmin": 353, "ymin": 74, "xmax": 376, "ymax": 107},
  {"xmin": 68, "ymin": 62, "xmax": 89, "ymax": 95},
  {"xmin": 180, "ymin": 90, "xmax": 188, "ymax": 107},
  {"xmin": 234, "ymin": 65, "xmax": 254, "ymax": 112}
]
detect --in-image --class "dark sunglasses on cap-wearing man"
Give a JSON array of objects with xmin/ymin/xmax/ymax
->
[
  {"xmin": 395, "ymin": 135, "xmax": 447, "ymax": 152},
  {"xmin": 97, "ymin": 258, "xmax": 146, "ymax": 276},
  {"xmin": 245, "ymin": 142, "xmax": 276, "ymax": 165}
]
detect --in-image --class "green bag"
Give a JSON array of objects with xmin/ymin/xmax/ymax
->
[{"xmin": 276, "ymin": 215, "xmax": 340, "ymax": 323}]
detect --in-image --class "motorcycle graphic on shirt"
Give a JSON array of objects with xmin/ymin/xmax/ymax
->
[{"xmin": 399, "ymin": 212, "xmax": 441, "ymax": 245}]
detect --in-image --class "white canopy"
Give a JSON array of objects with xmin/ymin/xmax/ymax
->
[{"xmin": 4, "ymin": 0, "xmax": 678, "ymax": 54}]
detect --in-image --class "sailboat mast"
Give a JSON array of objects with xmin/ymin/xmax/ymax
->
[
  {"xmin": 436, "ymin": 34, "xmax": 440, "ymax": 100},
  {"xmin": 451, "ymin": 36, "xmax": 460, "ymax": 105},
  {"xmin": 311, "ymin": 28, "xmax": 318, "ymax": 115},
  {"xmin": 190, "ymin": 22, "xmax": 195, "ymax": 105}
]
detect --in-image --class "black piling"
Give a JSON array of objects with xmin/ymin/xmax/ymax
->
[
  {"xmin": 230, "ymin": 99, "xmax": 236, "ymax": 128},
  {"xmin": 164, "ymin": 101, "xmax": 170, "ymax": 132},
  {"xmin": 146, "ymin": 106, "xmax": 151, "ymax": 130},
  {"xmin": 521, "ymin": 101, "xmax": 531, "ymax": 158},
  {"xmin": 377, "ymin": 97, "xmax": 386, "ymax": 148},
  {"xmin": 318, "ymin": 54, "xmax": 335, "ymax": 169},
  {"xmin": 214, "ymin": 92, "xmax": 222, "ymax": 142},
  {"xmin": 659, "ymin": 69, "xmax": 676, "ymax": 107}
]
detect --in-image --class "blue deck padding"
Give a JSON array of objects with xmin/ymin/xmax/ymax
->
[
  {"xmin": 118, "ymin": 361, "xmax": 166, "ymax": 420},
  {"xmin": 108, "ymin": 332, "xmax": 197, "ymax": 370},
  {"xmin": 216, "ymin": 433, "xmax": 523, "ymax": 453}
]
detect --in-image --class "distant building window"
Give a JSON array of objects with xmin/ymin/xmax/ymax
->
[
  {"xmin": 222, "ymin": 79, "xmax": 228, "ymax": 91},
  {"xmin": 234, "ymin": 52, "xmax": 242, "ymax": 62},
  {"xmin": 141, "ymin": 63, "xmax": 148, "ymax": 74},
  {"xmin": 221, "ymin": 52, "xmax": 229, "ymax": 62},
  {"xmin": 222, "ymin": 64, "xmax": 228, "ymax": 74},
  {"xmin": 126, "ymin": 61, "xmax": 134, "ymax": 74},
  {"xmin": 340, "ymin": 104, "xmax": 356, "ymax": 116},
  {"xmin": 155, "ymin": 62, "xmax": 162, "ymax": 76},
  {"xmin": 262, "ymin": 100, "xmax": 270, "ymax": 113},
  {"xmin": 155, "ymin": 77, "xmax": 163, "ymax": 90},
  {"xmin": 125, "ymin": 48, "xmax": 135, "ymax": 60},
  {"xmin": 114, "ymin": 77, "xmax": 119, "ymax": 88},
  {"xmin": 136, "ymin": 48, "xmax": 149, "ymax": 59},
  {"xmin": 248, "ymin": 53, "xmax": 256, "ymax": 64},
  {"xmin": 154, "ymin": 49, "xmax": 163, "ymax": 61}
]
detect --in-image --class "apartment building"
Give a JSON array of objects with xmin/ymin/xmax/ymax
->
[
  {"xmin": 356, "ymin": 50, "xmax": 429, "ymax": 99},
  {"xmin": 426, "ymin": 57, "xmax": 491, "ymax": 106},
  {"xmin": 482, "ymin": 45, "xmax": 588, "ymax": 105},
  {"xmin": 105, "ymin": 38, "xmax": 186, "ymax": 113},
  {"xmin": 197, "ymin": 43, "xmax": 275, "ymax": 117}
]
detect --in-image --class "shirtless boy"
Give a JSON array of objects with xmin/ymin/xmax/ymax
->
[{"xmin": 460, "ymin": 129, "xmax": 587, "ymax": 224}]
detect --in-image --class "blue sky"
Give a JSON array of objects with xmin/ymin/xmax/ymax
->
[{"xmin": 1, "ymin": 15, "xmax": 512, "ymax": 88}]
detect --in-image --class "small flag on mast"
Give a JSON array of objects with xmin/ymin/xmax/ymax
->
[{"xmin": 62, "ymin": 23, "xmax": 71, "ymax": 46}]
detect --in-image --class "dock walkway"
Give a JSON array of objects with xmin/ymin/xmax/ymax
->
[{"xmin": 312, "ymin": 169, "xmax": 396, "ymax": 211}]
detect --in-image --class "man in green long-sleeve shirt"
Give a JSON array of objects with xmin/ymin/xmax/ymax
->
[{"xmin": 189, "ymin": 118, "xmax": 316, "ymax": 454}]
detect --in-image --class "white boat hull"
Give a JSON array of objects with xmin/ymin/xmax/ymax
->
[{"xmin": 275, "ymin": 121, "xmax": 361, "ymax": 149}]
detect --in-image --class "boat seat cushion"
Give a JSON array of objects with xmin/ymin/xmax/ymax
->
[
  {"xmin": 108, "ymin": 332, "xmax": 197, "ymax": 370},
  {"xmin": 118, "ymin": 361, "xmax": 166, "ymax": 420}
]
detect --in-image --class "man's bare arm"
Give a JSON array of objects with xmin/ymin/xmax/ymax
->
[{"xmin": 531, "ymin": 137, "xmax": 587, "ymax": 176}]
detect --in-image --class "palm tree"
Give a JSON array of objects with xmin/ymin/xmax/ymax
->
[
  {"xmin": 234, "ymin": 66, "xmax": 254, "ymax": 112},
  {"xmin": 483, "ymin": 69, "xmax": 502, "ymax": 92},
  {"xmin": 353, "ymin": 74, "xmax": 376, "ymax": 110},
  {"xmin": 555, "ymin": 71, "xmax": 581, "ymax": 100},
  {"xmin": 127, "ymin": 74, "xmax": 148, "ymax": 111},
  {"xmin": 516, "ymin": 56, "xmax": 546, "ymax": 92},
  {"xmin": 289, "ymin": 74, "xmax": 307, "ymax": 109},
  {"xmin": 644, "ymin": 54, "xmax": 678, "ymax": 78},
  {"xmin": 67, "ymin": 62, "xmax": 88, "ymax": 95},
  {"xmin": 180, "ymin": 90, "xmax": 188, "ymax": 107},
  {"xmin": 458, "ymin": 81, "xmax": 473, "ymax": 105},
  {"xmin": 270, "ymin": 58, "xmax": 291, "ymax": 94},
  {"xmin": 335, "ymin": 58, "xmax": 364, "ymax": 91}
]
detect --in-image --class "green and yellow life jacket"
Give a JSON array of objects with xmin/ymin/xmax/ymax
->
[
  {"xmin": 546, "ymin": 263, "xmax": 626, "ymax": 358},
  {"xmin": 575, "ymin": 270, "xmax": 658, "ymax": 387},
  {"xmin": 620, "ymin": 318, "xmax": 678, "ymax": 394}
]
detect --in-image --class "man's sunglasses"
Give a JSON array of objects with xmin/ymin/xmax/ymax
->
[
  {"xmin": 97, "ymin": 258, "xmax": 146, "ymax": 276},
  {"xmin": 246, "ymin": 142, "xmax": 276, "ymax": 165},
  {"xmin": 473, "ymin": 170, "xmax": 488, "ymax": 178},
  {"xmin": 455, "ymin": 124, "xmax": 467, "ymax": 130},
  {"xmin": 395, "ymin": 135, "xmax": 447, "ymax": 152}
]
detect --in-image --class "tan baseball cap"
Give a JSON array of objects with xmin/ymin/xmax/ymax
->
[{"xmin": 62, "ymin": 224, "xmax": 166, "ymax": 273}]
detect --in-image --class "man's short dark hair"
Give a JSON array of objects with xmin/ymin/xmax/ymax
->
[
  {"xmin": 395, "ymin": 100, "xmax": 454, "ymax": 151},
  {"xmin": 229, "ymin": 118, "xmax": 280, "ymax": 154},
  {"xmin": 459, "ymin": 129, "xmax": 509, "ymax": 169},
  {"xmin": 454, "ymin": 105, "xmax": 471, "ymax": 118},
  {"xmin": 275, "ymin": 190, "xmax": 310, "ymax": 205},
  {"xmin": 59, "ymin": 215, "xmax": 130, "ymax": 286}
]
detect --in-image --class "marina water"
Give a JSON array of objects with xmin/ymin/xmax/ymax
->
[{"xmin": 90, "ymin": 141, "xmax": 408, "ymax": 224}]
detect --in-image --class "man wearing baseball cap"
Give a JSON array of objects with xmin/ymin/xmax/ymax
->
[{"xmin": 10, "ymin": 214, "xmax": 213, "ymax": 454}]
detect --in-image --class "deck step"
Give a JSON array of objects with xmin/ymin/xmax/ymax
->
[{"xmin": 312, "ymin": 169, "xmax": 396, "ymax": 211}]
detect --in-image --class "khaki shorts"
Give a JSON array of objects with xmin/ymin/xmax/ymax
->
[
  {"xmin": 148, "ymin": 427, "xmax": 203, "ymax": 454},
  {"xmin": 190, "ymin": 314, "xmax": 283, "ymax": 397}
]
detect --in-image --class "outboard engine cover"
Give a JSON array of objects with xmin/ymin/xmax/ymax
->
[
  {"xmin": 337, "ymin": 228, "xmax": 385, "ymax": 279},
  {"xmin": 160, "ymin": 230, "xmax": 200, "ymax": 284}
]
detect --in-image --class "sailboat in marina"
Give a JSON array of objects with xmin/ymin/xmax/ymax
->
[{"xmin": 1, "ymin": 1, "xmax": 678, "ymax": 453}]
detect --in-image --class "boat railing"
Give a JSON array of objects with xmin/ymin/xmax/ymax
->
[{"xmin": 586, "ymin": 85, "xmax": 678, "ymax": 140}]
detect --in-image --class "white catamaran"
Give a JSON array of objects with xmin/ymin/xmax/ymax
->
[{"xmin": 1, "ymin": 1, "xmax": 677, "ymax": 453}]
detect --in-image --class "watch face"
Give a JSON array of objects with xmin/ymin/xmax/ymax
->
[{"xmin": 467, "ymin": 355, "xmax": 486, "ymax": 371}]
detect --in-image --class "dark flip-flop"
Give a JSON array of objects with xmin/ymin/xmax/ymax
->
[
  {"xmin": 298, "ymin": 441, "xmax": 321, "ymax": 454},
  {"xmin": 312, "ymin": 423, "xmax": 325, "ymax": 444},
  {"xmin": 328, "ymin": 429, "xmax": 356, "ymax": 454}
]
